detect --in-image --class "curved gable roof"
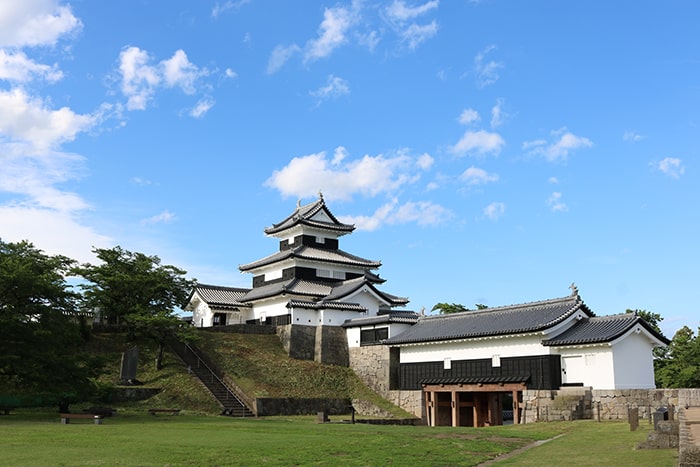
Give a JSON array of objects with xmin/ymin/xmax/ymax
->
[
  {"xmin": 239, "ymin": 245, "xmax": 381, "ymax": 272},
  {"xmin": 186, "ymin": 284, "xmax": 251, "ymax": 309},
  {"xmin": 542, "ymin": 313, "xmax": 670, "ymax": 346},
  {"xmin": 387, "ymin": 293, "xmax": 591, "ymax": 345},
  {"xmin": 264, "ymin": 196, "xmax": 354, "ymax": 236}
]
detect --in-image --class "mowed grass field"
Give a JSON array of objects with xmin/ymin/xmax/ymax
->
[{"xmin": 0, "ymin": 411, "xmax": 677, "ymax": 466}]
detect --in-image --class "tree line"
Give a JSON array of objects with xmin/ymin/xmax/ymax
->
[{"xmin": 0, "ymin": 239, "xmax": 195, "ymax": 401}]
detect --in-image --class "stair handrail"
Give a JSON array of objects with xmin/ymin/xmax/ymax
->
[{"xmin": 177, "ymin": 341, "xmax": 255, "ymax": 416}]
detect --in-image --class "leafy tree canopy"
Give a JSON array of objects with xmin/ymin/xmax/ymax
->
[
  {"xmin": 0, "ymin": 239, "xmax": 100, "ymax": 397},
  {"xmin": 654, "ymin": 325, "xmax": 700, "ymax": 388},
  {"xmin": 74, "ymin": 246, "xmax": 197, "ymax": 369},
  {"xmin": 431, "ymin": 303, "xmax": 488, "ymax": 314},
  {"xmin": 625, "ymin": 308, "xmax": 664, "ymax": 336}
]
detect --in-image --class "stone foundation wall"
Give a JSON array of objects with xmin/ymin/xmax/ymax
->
[
  {"xmin": 522, "ymin": 388, "xmax": 700, "ymax": 423},
  {"xmin": 255, "ymin": 397, "xmax": 351, "ymax": 416},
  {"xmin": 315, "ymin": 325, "xmax": 349, "ymax": 366}
]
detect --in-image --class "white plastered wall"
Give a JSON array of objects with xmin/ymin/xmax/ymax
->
[
  {"xmin": 398, "ymin": 334, "xmax": 549, "ymax": 364},
  {"xmin": 611, "ymin": 330, "xmax": 658, "ymax": 389},
  {"xmin": 557, "ymin": 345, "xmax": 614, "ymax": 389}
]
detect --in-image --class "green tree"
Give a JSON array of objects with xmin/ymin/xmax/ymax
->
[
  {"xmin": 0, "ymin": 240, "xmax": 100, "ymax": 400},
  {"xmin": 654, "ymin": 325, "xmax": 700, "ymax": 388},
  {"xmin": 626, "ymin": 309, "xmax": 664, "ymax": 335},
  {"xmin": 74, "ymin": 246, "xmax": 196, "ymax": 370},
  {"xmin": 431, "ymin": 303, "xmax": 488, "ymax": 314}
]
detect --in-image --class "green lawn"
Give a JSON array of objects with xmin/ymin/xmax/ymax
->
[{"xmin": 0, "ymin": 412, "xmax": 677, "ymax": 466}]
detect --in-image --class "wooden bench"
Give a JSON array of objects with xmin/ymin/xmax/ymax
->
[
  {"xmin": 60, "ymin": 413, "xmax": 103, "ymax": 425},
  {"xmin": 148, "ymin": 408, "xmax": 180, "ymax": 416},
  {"xmin": 0, "ymin": 407, "xmax": 13, "ymax": 415}
]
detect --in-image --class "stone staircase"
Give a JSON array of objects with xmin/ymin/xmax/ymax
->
[{"xmin": 170, "ymin": 341, "xmax": 254, "ymax": 417}]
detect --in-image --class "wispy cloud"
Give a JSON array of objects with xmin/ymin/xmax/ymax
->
[
  {"xmin": 310, "ymin": 75, "xmax": 350, "ymax": 106},
  {"xmin": 450, "ymin": 130, "xmax": 505, "ymax": 157},
  {"xmin": 211, "ymin": 0, "xmax": 251, "ymax": 18},
  {"xmin": 474, "ymin": 45, "xmax": 503, "ymax": 88},
  {"xmin": 523, "ymin": 127, "xmax": 592, "ymax": 162},
  {"xmin": 266, "ymin": 44, "xmax": 301, "ymax": 75},
  {"xmin": 490, "ymin": 98, "xmax": 506, "ymax": 128},
  {"xmin": 623, "ymin": 131, "xmax": 645, "ymax": 142},
  {"xmin": 655, "ymin": 157, "xmax": 685, "ymax": 178},
  {"xmin": 304, "ymin": 6, "xmax": 356, "ymax": 63},
  {"xmin": 547, "ymin": 192, "xmax": 568, "ymax": 212},
  {"xmin": 141, "ymin": 210, "xmax": 176, "ymax": 225},
  {"xmin": 460, "ymin": 167, "xmax": 499, "ymax": 185},
  {"xmin": 384, "ymin": 1, "xmax": 439, "ymax": 50},
  {"xmin": 190, "ymin": 97, "xmax": 215, "ymax": 118},
  {"xmin": 483, "ymin": 202, "xmax": 505, "ymax": 220},
  {"xmin": 339, "ymin": 197, "xmax": 452, "ymax": 231},
  {"xmin": 458, "ymin": 108, "xmax": 480, "ymax": 125}
]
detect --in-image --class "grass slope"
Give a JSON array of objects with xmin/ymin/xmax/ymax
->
[{"xmin": 196, "ymin": 331, "xmax": 412, "ymax": 417}]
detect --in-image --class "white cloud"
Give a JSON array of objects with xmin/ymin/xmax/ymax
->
[
  {"xmin": 490, "ymin": 98, "xmax": 506, "ymax": 128},
  {"xmin": 0, "ymin": 205, "xmax": 112, "ymax": 264},
  {"xmin": 162, "ymin": 49, "xmax": 207, "ymax": 94},
  {"xmin": 623, "ymin": 131, "xmax": 645, "ymax": 142},
  {"xmin": 266, "ymin": 148, "xmax": 430, "ymax": 201},
  {"xmin": 211, "ymin": 0, "xmax": 251, "ymax": 18},
  {"xmin": 190, "ymin": 97, "xmax": 215, "ymax": 118},
  {"xmin": 656, "ymin": 157, "xmax": 685, "ymax": 178},
  {"xmin": 339, "ymin": 197, "xmax": 452, "ymax": 231},
  {"xmin": 266, "ymin": 44, "xmax": 301, "ymax": 75},
  {"xmin": 0, "ymin": 88, "xmax": 96, "ymax": 151},
  {"xmin": 547, "ymin": 192, "xmax": 568, "ymax": 212},
  {"xmin": 0, "ymin": 50, "xmax": 62, "ymax": 83},
  {"xmin": 416, "ymin": 153, "xmax": 434, "ymax": 170},
  {"xmin": 0, "ymin": 0, "xmax": 82, "ymax": 48},
  {"xmin": 548, "ymin": 176, "xmax": 559, "ymax": 184},
  {"xmin": 118, "ymin": 47, "xmax": 209, "ymax": 111},
  {"xmin": 474, "ymin": 45, "xmax": 503, "ymax": 88},
  {"xmin": 224, "ymin": 68, "xmax": 238, "ymax": 79},
  {"xmin": 460, "ymin": 167, "xmax": 498, "ymax": 185},
  {"xmin": 384, "ymin": 1, "xmax": 439, "ymax": 50},
  {"xmin": 523, "ymin": 128, "xmax": 593, "ymax": 162},
  {"xmin": 458, "ymin": 108, "xmax": 480, "ymax": 125},
  {"xmin": 385, "ymin": 1, "xmax": 439, "ymax": 21},
  {"xmin": 304, "ymin": 6, "xmax": 355, "ymax": 63},
  {"xmin": 400, "ymin": 21, "xmax": 438, "ymax": 50},
  {"xmin": 141, "ymin": 210, "xmax": 176, "ymax": 225},
  {"xmin": 450, "ymin": 130, "xmax": 505, "ymax": 157},
  {"xmin": 310, "ymin": 75, "xmax": 350, "ymax": 105},
  {"xmin": 131, "ymin": 177, "xmax": 156, "ymax": 186},
  {"xmin": 483, "ymin": 202, "xmax": 505, "ymax": 220}
]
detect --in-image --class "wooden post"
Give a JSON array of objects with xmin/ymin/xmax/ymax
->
[
  {"xmin": 453, "ymin": 391, "xmax": 458, "ymax": 427},
  {"xmin": 512, "ymin": 390, "xmax": 520, "ymax": 424}
]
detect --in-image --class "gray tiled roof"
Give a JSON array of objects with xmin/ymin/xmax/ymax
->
[
  {"xmin": 239, "ymin": 275, "xmax": 408, "ymax": 308},
  {"xmin": 542, "ymin": 313, "xmax": 670, "ymax": 346},
  {"xmin": 326, "ymin": 276, "xmax": 409, "ymax": 306},
  {"xmin": 239, "ymin": 278, "xmax": 331, "ymax": 302},
  {"xmin": 189, "ymin": 284, "xmax": 251, "ymax": 309},
  {"xmin": 264, "ymin": 197, "xmax": 355, "ymax": 235},
  {"xmin": 386, "ymin": 293, "xmax": 591, "ymax": 345},
  {"xmin": 341, "ymin": 310, "xmax": 420, "ymax": 328},
  {"xmin": 419, "ymin": 375, "xmax": 530, "ymax": 385},
  {"xmin": 239, "ymin": 245, "xmax": 381, "ymax": 272},
  {"xmin": 287, "ymin": 300, "xmax": 367, "ymax": 312}
]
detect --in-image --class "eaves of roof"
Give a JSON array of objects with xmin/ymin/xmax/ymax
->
[
  {"xmin": 264, "ymin": 197, "xmax": 355, "ymax": 235},
  {"xmin": 386, "ymin": 293, "xmax": 590, "ymax": 345},
  {"xmin": 238, "ymin": 246, "xmax": 381, "ymax": 272},
  {"xmin": 542, "ymin": 313, "xmax": 670, "ymax": 346}
]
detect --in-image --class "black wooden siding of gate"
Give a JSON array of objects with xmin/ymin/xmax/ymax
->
[{"xmin": 398, "ymin": 354, "xmax": 562, "ymax": 390}]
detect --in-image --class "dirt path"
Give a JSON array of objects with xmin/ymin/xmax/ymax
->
[{"xmin": 476, "ymin": 434, "xmax": 566, "ymax": 466}]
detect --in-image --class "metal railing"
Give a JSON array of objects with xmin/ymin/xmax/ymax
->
[{"xmin": 175, "ymin": 342, "xmax": 254, "ymax": 416}]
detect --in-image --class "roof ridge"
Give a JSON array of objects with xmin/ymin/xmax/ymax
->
[{"xmin": 421, "ymin": 294, "xmax": 578, "ymax": 320}]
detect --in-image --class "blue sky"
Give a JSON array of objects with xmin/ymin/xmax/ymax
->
[{"xmin": 1, "ymin": 1, "xmax": 698, "ymax": 337}]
